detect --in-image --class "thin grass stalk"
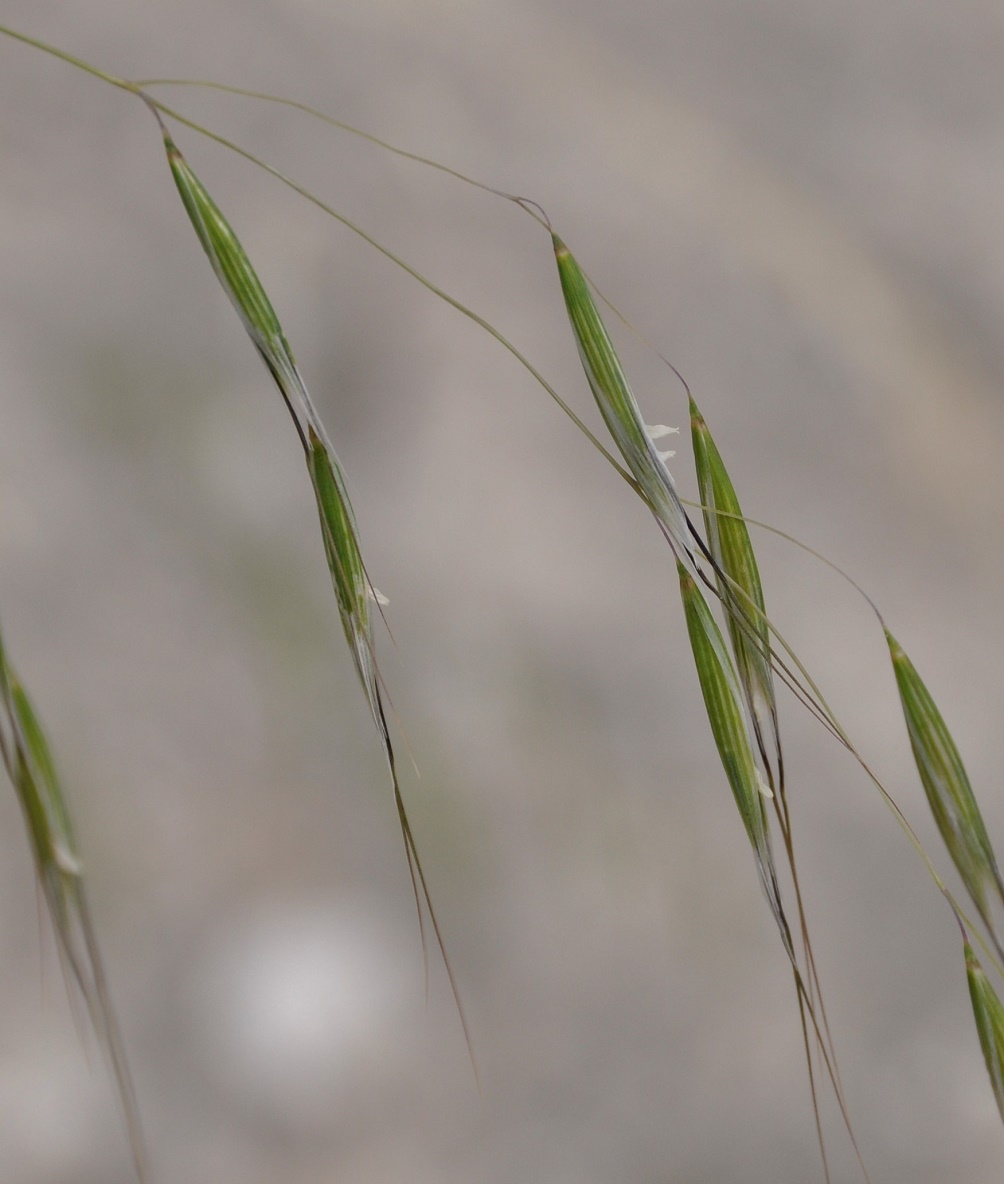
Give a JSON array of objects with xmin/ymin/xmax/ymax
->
[{"xmin": 135, "ymin": 78, "xmax": 543, "ymax": 214}]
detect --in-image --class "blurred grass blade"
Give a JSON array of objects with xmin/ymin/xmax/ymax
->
[
  {"xmin": 0, "ymin": 623, "xmax": 147, "ymax": 1182},
  {"xmin": 553, "ymin": 235, "xmax": 698, "ymax": 574},
  {"xmin": 678, "ymin": 564, "xmax": 793, "ymax": 959},
  {"xmin": 157, "ymin": 124, "xmax": 475, "ymax": 1065},
  {"xmin": 964, "ymin": 936, "xmax": 1004, "ymax": 1124},
  {"xmin": 690, "ymin": 396, "xmax": 780, "ymax": 787},
  {"xmin": 887, "ymin": 630, "xmax": 1004, "ymax": 943}
]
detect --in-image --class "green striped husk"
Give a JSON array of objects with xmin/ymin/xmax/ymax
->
[
  {"xmin": 887, "ymin": 630, "xmax": 1004, "ymax": 939},
  {"xmin": 307, "ymin": 425, "xmax": 380, "ymax": 720},
  {"xmin": 690, "ymin": 396, "xmax": 779, "ymax": 786},
  {"xmin": 164, "ymin": 132, "xmax": 318, "ymax": 440},
  {"xmin": 679, "ymin": 565, "xmax": 791, "ymax": 957},
  {"xmin": 162, "ymin": 129, "xmax": 384, "ymax": 746},
  {"xmin": 964, "ymin": 936, "xmax": 1004, "ymax": 1125},
  {"xmin": 0, "ymin": 622, "xmax": 146, "ymax": 1180},
  {"xmin": 552, "ymin": 236, "xmax": 698, "ymax": 575}
]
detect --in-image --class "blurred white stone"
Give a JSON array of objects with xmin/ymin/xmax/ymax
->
[{"xmin": 189, "ymin": 901, "xmax": 403, "ymax": 1125}]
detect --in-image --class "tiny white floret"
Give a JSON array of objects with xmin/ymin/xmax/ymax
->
[
  {"xmin": 754, "ymin": 770, "xmax": 774, "ymax": 800},
  {"xmin": 53, "ymin": 841, "xmax": 83, "ymax": 877}
]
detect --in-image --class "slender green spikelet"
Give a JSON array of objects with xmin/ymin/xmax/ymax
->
[
  {"xmin": 964, "ymin": 935, "xmax": 1004, "ymax": 1125},
  {"xmin": 552, "ymin": 235, "xmax": 697, "ymax": 574},
  {"xmin": 305, "ymin": 439, "xmax": 477, "ymax": 1074},
  {"xmin": 678, "ymin": 565, "xmax": 792, "ymax": 958},
  {"xmin": 887, "ymin": 630, "xmax": 1004, "ymax": 942},
  {"xmin": 690, "ymin": 396, "xmax": 780, "ymax": 787},
  {"xmin": 158, "ymin": 124, "xmax": 382, "ymax": 733},
  {"xmin": 161, "ymin": 126, "xmax": 328, "ymax": 448},
  {"xmin": 679, "ymin": 564, "xmax": 769, "ymax": 846},
  {"xmin": 0, "ymin": 623, "xmax": 146, "ymax": 1181},
  {"xmin": 157, "ymin": 125, "xmax": 474, "ymax": 1066},
  {"xmin": 307, "ymin": 425, "xmax": 381, "ymax": 724}
]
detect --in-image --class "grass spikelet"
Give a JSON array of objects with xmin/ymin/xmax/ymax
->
[
  {"xmin": 963, "ymin": 932, "xmax": 1004, "ymax": 1124},
  {"xmin": 306, "ymin": 425, "xmax": 381, "ymax": 721},
  {"xmin": 678, "ymin": 564, "xmax": 791, "ymax": 953},
  {"xmin": 552, "ymin": 237, "xmax": 862, "ymax": 1171},
  {"xmin": 158, "ymin": 117, "xmax": 320, "ymax": 450},
  {"xmin": 156, "ymin": 115, "xmax": 381, "ymax": 703},
  {"xmin": 159, "ymin": 115, "xmax": 385, "ymax": 729},
  {"xmin": 887, "ymin": 629, "xmax": 1004, "ymax": 948},
  {"xmin": 689, "ymin": 396, "xmax": 780, "ymax": 789},
  {"xmin": 552, "ymin": 236, "xmax": 697, "ymax": 574},
  {"xmin": 154, "ymin": 118, "xmax": 475, "ymax": 1067},
  {"xmin": 0, "ymin": 623, "xmax": 146, "ymax": 1181}
]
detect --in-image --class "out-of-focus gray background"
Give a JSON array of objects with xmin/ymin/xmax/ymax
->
[{"xmin": 1, "ymin": 3, "xmax": 1004, "ymax": 1181}]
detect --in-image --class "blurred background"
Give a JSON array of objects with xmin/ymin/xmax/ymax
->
[{"xmin": 1, "ymin": 2, "xmax": 1004, "ymax": 1181}]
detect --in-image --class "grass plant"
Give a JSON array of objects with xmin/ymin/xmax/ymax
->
[{"xmin": 1, "ymin": 21, "xmax": 1002, "ymax": 1182}]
